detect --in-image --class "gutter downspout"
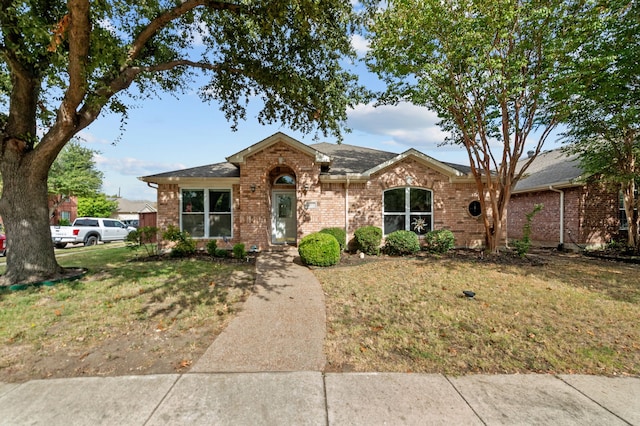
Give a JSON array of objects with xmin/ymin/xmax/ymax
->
[
  {"xmin": 345, "ymin": 177, "xmax": 350, "ymax": 241},
  {"xmin": 549, "ymin": 186, "xmax": 564, "ymax": 248}
]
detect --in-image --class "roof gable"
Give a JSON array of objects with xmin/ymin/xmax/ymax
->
[
  {"xmin": 365, "ymin": 149, "xmax": 469, "ymax": 178},
  {"xmin": 226, "ymin": 132, "xmax": 331, "ymax": 165}
]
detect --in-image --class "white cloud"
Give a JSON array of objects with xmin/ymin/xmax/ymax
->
[
  {"xmin": 351, "ymin": 34, "xmax": 370, "ymax": 56},
  {"xmin": 77, "ymin": 131, "xmax": 113, "ymax": 146},
  {"xmin": 347, "ymin": 102, "xmax": 450, "ymax": 148},
  {"xmin": 94, "ymin": 154, "xmax": 186, "ymax": 177}
]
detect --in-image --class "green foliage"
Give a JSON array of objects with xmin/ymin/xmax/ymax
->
[
  {"xmin": 57, "ymin": 218, "xmax": 71, "ymax": 226},
  {"xmin": 48, "ymin": 141, "xmax": 103, "ymax": 198},
  {"xmin": 513, "ymin": 204, "xmax": 543, "ymax": 258},
  {"xmin": 0, "ymin": 0, "xmax": 363, "ymax": 285},
  {"xmin": 162, "ymin": 225, "xmax": 196, "ymax": 258},
  {"xmin": 298, "ymin": 232, "xmax": 341, "ymax": 267},
  {"xmin": 423, "ymin": 229, "xmax": 455, "ymax": 254},
  {"xmin": 77, "ymin": 194, "xmax": 118, "ymax": 217},
  {"xmin": 206, "ymin": 240, "xmax": 218, "ymax": 256},
  {"xmin": 125, "ymin": 226, "xmax": 159, "ymax": 257},
  {"xmin": 233, "ymin": 243, "xmax": 247, "ymax": 259},
  {"xmin": 215, "ymin": 249, "xmax": 230, "ymax": 258},
  {"xmin": 363, "ymin": 0, "xmax": 570, "ymax": 251},
  {"xmin": 353, "ymin": 226, "xmax": 383, "ymax": 256},
  {"xmin": 384, "ymin": 230, "xmax": 420, "ymax": 256},
  {"xmin": 319, "ymin": 227, "xmax": 346, "ymax": 251}
]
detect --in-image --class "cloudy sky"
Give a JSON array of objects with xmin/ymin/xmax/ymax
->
[{"xmin": 79, "ymin": 17, "xmax": 562, "ymax": 201}]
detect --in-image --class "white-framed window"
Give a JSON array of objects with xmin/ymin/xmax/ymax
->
[
  {"xmin": 383, "ymin": 187, "xmax": 433, "ymax": 235},
  {"xmin": 181, "ymin": 189, "xmax": 232, "ymax": 238},
  {"xmin": 60, "ymin": 211, "xmax": 71, "ymax": 221}
]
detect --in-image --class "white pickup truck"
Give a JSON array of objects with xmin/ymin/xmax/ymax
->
[{"xmin": 50, "ymin": 217, "xmax": 135, "ymax": 248}]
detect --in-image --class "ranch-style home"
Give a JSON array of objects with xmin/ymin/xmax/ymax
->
[
  {"xmin": 139, "ymin": 132, "xmax": 490, "ymax": 251},
  {"xmin": 507, "ymin": 149, "xmax": 625, "ymax": 250}
]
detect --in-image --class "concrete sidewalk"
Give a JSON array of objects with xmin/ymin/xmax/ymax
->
[
  {"xmin": 1, "ymin": 248, "xmax": 639, "ymax": 425},
  {"xmin": 0, "ymin": 372, "xmax": 638, "ymax": 425}
]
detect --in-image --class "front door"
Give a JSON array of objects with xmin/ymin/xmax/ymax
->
[{"xmin": 272, "ymin": 191, "xmax": 297, "ymax": 244}]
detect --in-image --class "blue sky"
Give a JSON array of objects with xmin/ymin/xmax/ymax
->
[{"xmin": 78, "ymin": 29, "xmax": 563, "ymax": 201}]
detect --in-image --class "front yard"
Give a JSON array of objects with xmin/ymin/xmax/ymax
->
[{"xmin": 314, "ymin": 250, "xmax": 640, "ymax": 376}]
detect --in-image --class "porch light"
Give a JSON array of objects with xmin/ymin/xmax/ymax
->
[
  {"xmin": 250, "ymin": 184, "xmax": 256, "ymax": 192},
  {"xmin": 303, "ymin": 183, "xmax": 310, "ymax": 191}
]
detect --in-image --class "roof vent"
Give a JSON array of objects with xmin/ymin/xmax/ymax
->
[{"xmin": 527, "ymin": 150, "xmax": 535, "ymax": 158}]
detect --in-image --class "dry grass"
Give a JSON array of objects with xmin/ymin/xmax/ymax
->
[
  {"xmin": 314, "ymin": 251, "xmax": 640, "ymax": 376},
  {"xmin": 0, "ymin": 246, "xmax": 255, "ymax": 382}
]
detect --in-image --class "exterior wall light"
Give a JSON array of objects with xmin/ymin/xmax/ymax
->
[{"xmin": 250, "ymin": 184, "xmax": 256, "ymax": 192}]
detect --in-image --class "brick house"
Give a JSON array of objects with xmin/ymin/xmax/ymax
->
[
  {"xmin": 49, "ymin": 195, "xmax": 78, "ymax": 225},
  {"xmin": 508, "ymin": 149, "xmax": 621, "ymax": 250},
  {"xmin": 139, "ymin": 132, "xmax": 489, "ymax": 250}
]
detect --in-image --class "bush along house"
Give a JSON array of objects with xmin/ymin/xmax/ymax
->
[{"xmin": 139, "ymin": 132, "xmax": 489, "ymax": 251}]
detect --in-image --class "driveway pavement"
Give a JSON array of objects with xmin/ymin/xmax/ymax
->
[{"xmin": 0, "ymin": 248, "xmax": 638, "ymax": 425}]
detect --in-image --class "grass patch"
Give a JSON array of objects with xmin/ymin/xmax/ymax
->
[
  {"xmin": 315, "ymin": 252, "xmax": 640, "ymax": 376},
  {"xmin": 0, "ymin": 245, "xmax": 255, "ymax": 382}
]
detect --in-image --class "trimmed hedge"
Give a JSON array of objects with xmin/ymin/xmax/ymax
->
[
  {"xmin": 384, "ymin": 230, "xmax": 421, "ymax": 256},
  {"xmin": 319, "ymin": 227, "xmax": 346, "ymax": 251},
  {"xmin": 354, "ymin": 226, "xmax": 382, "ymax": 255},
  {"xmin": 298, "ymin": 232, "xmax": 341, "ymax": 267},
  {"xmin": 423, "ymin": 229, "xmax": 455, "ymax": 253}
]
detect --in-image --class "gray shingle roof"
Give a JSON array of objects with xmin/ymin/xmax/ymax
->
[
  {"xmin": 142, "ymin": 162, "xmax": 240, "ymax": 179},
  {"xmin": 514, "ymin": 149, "xmax": 584, "ymax": 192},
  {"xmin": 140, "ymin": 139, "xmax": 472, "ymax": 181}
]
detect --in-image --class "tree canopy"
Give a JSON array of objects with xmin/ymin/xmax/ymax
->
[
  {"xmin": 363, "ymin": 0, "xmax": 569, "ymax": 251},
  {"xmin": 0, "ymin": 0, "xmax": 361, "ymax": 284},
  {"xmin": 560, "ymin": 0, "xmax": 639, "ymax": 250}
]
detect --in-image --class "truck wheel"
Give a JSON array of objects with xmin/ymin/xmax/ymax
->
[
  {"xmin": 54, "ymin": 243, "xmax": 67, "ymax": 249},
  {"xmin": 85, "ymin": 236, "xmax": 99, "ymax": 247}
]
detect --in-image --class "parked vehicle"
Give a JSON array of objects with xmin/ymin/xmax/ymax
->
[
  {"xmin": 0, "ymin": 233, "xmax": 6, "ymax": 256},
  {"xmin": 50, "ymin": 217, "xmax": 135, "ymax": 248}
]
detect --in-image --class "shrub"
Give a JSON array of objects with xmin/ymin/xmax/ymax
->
[
  {"xmin": 319, "ymin": 227, "xmax": 346, "ymax": 251},
  {"xmin": 513, "ymin": 204, "xmax": 543, "ymax": 257},
  {"xmin": 384, "ymin": 230, "xmax": 421, "ymax": 256},
  {"xmin": 423, "ymin": 229, "xmax": 455, "ymax": 254},
  {"xmin": 353, "ymin": 226, "xmax": 382, "ymax": 255},
  {"xmin": 58, "ymin": 218, "xmax": 71, "ymax": 226},
  {"xmin": 215, "ymin": 249, "xmax": 229, "ymax": 258},
  {"xmin": 125, "ymin": 226, "xmax": 159, "ymax": 257},
  {"xmin": 233, "ymin": 243, "xmax": 247, "ymax": 259},
  {"xmin": 298, "ymin": 232, "xmax": 341, "ymax": 266},
  {"xmin": 206, "ymin": 239, "xmax": 218, "ymax": 256},
  {"xmin": 162, "ymin": 225, "xmax": 196, "ymax": 257}
]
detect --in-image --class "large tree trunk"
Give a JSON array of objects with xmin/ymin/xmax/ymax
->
[{"xmin": 0, "ymin": 143, "xmax": 63, "ymax": 285}]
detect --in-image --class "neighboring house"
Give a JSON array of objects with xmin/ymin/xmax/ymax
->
[
  {"xmin": 139, "ymin": 132, "xmax": 489, "ymax": 250},
  {"xmin": 508, "ymin": 149, "xmax": 621, "ymax": 250},
  {"xmin": 111, "ymin": 198, "xmax": 158, "ymax": 226},
  {"xmin": 49, "ymin": 195, "xmax": 78, "ymax": 225}
]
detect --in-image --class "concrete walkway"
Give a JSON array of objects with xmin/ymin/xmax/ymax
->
[{"xmin": 0, "ymin": 248, "xmax": 639, "ymax": 425}]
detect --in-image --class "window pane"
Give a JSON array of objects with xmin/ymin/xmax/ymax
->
[
  {"xmin": 183, "ymin": 214, "xmax": 205, "ymax": 237},
  {"xmin": 275, "ymin": 175, "xmax": 295, "ymax": 185},
  {"xmin": 410, "ymin": 215, "xmax": 431, "ymax": 235},
  {"xmin": 210, "ymin": 190, "xmax": 231, "ymax": 213},
  {"xmin": 384, "ymin": 215, "xmax": 405, "ymax": 234},
  {"xmin": 209, "ymin": 214, "xmax": 232, "ymax": 237},
  {"xmin": 384, "ymin": 189, "xmax": 405, "ymax": 212},
  {"xmin": 183, "ymin": 190, "xmax": 204, "ymax": 212},
  {"xmin": 410, "ymin": 189, "xmax": 431, "ymax": 212}
]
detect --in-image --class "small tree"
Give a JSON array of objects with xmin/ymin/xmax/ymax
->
[
  {"xmin": 77, "ymin": 194, "xmax": 118, "ymax": 218},
  {"xmin": 513, "ymin": 204, "xmax": 543, "ymax": 258},
  {"xmin": 125, "ymin": 226, "xmax": 159, "ymax": 257},
  {"xmin": 363, "ymin": 0, "xmax": 571, "ymax": 252}
]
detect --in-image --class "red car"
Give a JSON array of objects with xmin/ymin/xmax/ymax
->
[{"xmin": 0, "ymin": 234, "xmax": 6, "ymax": 257}]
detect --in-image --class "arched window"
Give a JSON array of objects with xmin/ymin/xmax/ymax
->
[
  {"xmin": 274, "ymin": 174, "xmax": 296, "ymax": 185},
  {"xmin": 383, "ymin": 187, "xmax": 433, "ymax": 235}
]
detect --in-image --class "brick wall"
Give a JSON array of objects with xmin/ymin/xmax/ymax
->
[
  {"xmin": 155, "ymin": 143, "xmax": 496, "ymax": 250},
  {"xmin": 508, "ymin": 180, "xmax": 620, "ymax": 249}
]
